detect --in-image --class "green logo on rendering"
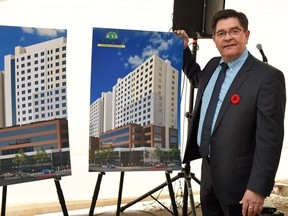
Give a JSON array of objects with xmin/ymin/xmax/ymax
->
[
  {"xmin": 97, "ymin": 31, "xmax": 125, "ymax": 48},
  {"xmin": 106, "ymin": 32, "xmax": 118, "ymax": 39}
]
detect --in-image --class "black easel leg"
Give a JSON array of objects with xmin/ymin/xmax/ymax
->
[
  {"xmin": 89, "ymin": 172, "xmax": 105, "ymax": 216},
  {"xmin": 165, "ymin": 171, "xmax": 179, "ymax": 216},
  {"xmin": 182, "ymin": 181, "xmax": 188, "ymax": 216},
  {"xmin": 1, "ymin": 186, "xmax": 7, "ymax": 216},
  {"xmin": 116, "ymin": 172, "xmax": 125, "ymax": 216},
  {"xmin": 54, "ymin": 177, "xmax": 69, "ymax": 216}
]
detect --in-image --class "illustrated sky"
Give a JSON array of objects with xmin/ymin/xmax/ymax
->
[
  {"xmin": 90, "ymin": 28, "xmax": 184, "ymax": 104},
  {"xmin": 0, "ymin": 25, "xmax": 67, "ymax": 71}
]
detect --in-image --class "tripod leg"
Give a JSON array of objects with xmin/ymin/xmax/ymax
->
[
  {"xmin": 181, "ymin": 163, "xmax": 200, "ymax": 216},
  {"xmin": 89, "ymin": 172, "xmax": 105, "ymax": 216},
  {"xmin": 182, "ymin": 181, "xmax": 188, "ymax": 216},
  {"xmin": 120, "ymin": 174, "xmax": 180, "ymax": 212},
  {"xmin": 184, "ymin": 177, "xmax": 197, "ymax": 216},
  {"xmin": 165, "ymin": 171, "xmax": 179, "ymax": 216}
]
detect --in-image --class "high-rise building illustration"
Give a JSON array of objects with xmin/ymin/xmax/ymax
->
[
  {"xmin": 89, "ymin": 92, "xmax": 113, "ymax": 137},
  {"xmin": 4, "ymin": 37, "xmax": 67, "ymax": 127},
  {"xmin": 0, "ymin": 34, "xmax": 71, "ymax": 183},
  {"xmin": 114, "ymin": 54, "xmax": 178, "ymax": 129},
  {"xmin": 90, "ymin": 54, "xmax": 179, "ymax": 150}
]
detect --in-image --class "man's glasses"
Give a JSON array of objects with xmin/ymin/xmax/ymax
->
[{"xmin": 214, "ymin": 28, "xmax": 243, "ymax": 38}]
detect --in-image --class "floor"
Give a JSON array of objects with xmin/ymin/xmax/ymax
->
[
  {"xmin": 4, "ymin": 197, "xmax": 202, "ymax": 216},
  {"xmin": 4, "ymin": 194, "xmax": 288, "ymax": 215}
]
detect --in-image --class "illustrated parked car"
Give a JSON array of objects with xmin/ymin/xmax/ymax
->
[
  {"xmin": 41, "ymin": 169, "xmax": 55, "ymax": 174},
  {"xmin": 106, "ymin": 163, "xmax": 115, "ymax": 169}
]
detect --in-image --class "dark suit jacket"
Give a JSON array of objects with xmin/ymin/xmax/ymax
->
[{"xmin": 182, "ymin": 47, "xmax": 286, "ymax": 205}]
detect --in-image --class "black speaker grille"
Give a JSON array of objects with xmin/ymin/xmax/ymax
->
[{"xmin": 172, "ymin": 0, "xmax": 225, "ymax": 38}]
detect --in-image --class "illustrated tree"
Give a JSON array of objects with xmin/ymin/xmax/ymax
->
[
  {"xmin": 33, "ymin": 148, "xmax": 49, "ymax": 166},
  {"xmin": 89, "ymin": 150, "xmax": 95, "ymax": 164},
  {"xmin": 13, "ymin": 149, "xmax": 28, "ymax": 171},
  {"xmin": 95, "ymin": 145, "xmax": 117, "ymax": 164},
  {"xmin": 168, "ymin": 144, "xmax": 180, "ymax": 161},
  {"xmin": 95, "ymin": 148, "xmax": 106, "ymax": 160},
  {"xmin": 154, "ymin": 147, "xmax": 163, "ymax": 163}
]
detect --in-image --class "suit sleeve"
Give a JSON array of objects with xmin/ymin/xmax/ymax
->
[
  {"xmin": 182, "ymin": 47, "xmax": 202, "ymax": 87},
  {"xmin": 247, "ymin": 68, "xmax": 286, "ymax": 196}
]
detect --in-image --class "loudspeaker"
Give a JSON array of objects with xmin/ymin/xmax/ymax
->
[{"xmin": 172, "ymin": 0, "xmax": 225, "ymax": 38}]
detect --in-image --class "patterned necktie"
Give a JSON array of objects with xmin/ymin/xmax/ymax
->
[{"xmin": 200, "ymin": 62, "xmax": 229, "ymax": 157}]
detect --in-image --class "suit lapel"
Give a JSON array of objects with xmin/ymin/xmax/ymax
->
[
  {"xmin": 213, "ymin": 54, "xmax": 254, "ymax": 132},
  {"xmin": 195, "ymin": 58, "xmax": 220, "ymax": 110}
]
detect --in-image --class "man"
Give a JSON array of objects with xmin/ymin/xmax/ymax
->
[{"xmin": 175, "ymin": 9, "xmax": 286, "ymax": 216}]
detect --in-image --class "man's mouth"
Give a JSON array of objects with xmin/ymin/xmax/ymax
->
[{"xmin": 223, "ymin": 44, "xmax": 235, "ymax": 49}]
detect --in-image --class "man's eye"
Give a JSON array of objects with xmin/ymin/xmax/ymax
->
[{"xmin": 217, "ymin": 32, "xmax": 225, "ymax": 36}]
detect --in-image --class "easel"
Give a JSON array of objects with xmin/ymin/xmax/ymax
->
[
  {"xmin": 120, "ymin": 39, "xmax": 201, "ymax": 216},
  {"xmin": 88, "ymin": 39, "xmax": 201, "ymax": 216},
  {"xmin": 89, "ymin": 171, "xmax": 125, "ymax": 216},
  {"xmin": 88, "ymin": 168, "xmax": 200, "ymax": 216},
  {"xmin": 1, "ymin": 177, "xmax": 69, "ymax": 216}
]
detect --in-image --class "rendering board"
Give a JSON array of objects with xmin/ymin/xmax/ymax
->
[
  {"xmin": 89, "ymin": 28, "xmax": 183, "ymax": 172},
  {"xmin": 0, "ymin": 25, "xmax": 71, "ymax": 186}
]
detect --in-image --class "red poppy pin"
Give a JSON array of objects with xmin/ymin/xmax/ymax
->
[{"xmin": 231, "ymin": 94, "xmax": 240, "ymax": 105}]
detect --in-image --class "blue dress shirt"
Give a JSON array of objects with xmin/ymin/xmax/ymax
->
[{"xmin": 197, "ymin": 49, "xmax": 249, "ymax": 146}]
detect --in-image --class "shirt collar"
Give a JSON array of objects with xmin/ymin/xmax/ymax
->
[{"xmin": 220, "ymin": 49, "xmax": 249, "ymax": 69}]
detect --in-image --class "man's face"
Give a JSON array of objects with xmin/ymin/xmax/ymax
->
[{"xmin": 212, "ymin": 17, "xmax": 250, "ymax": 62}]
